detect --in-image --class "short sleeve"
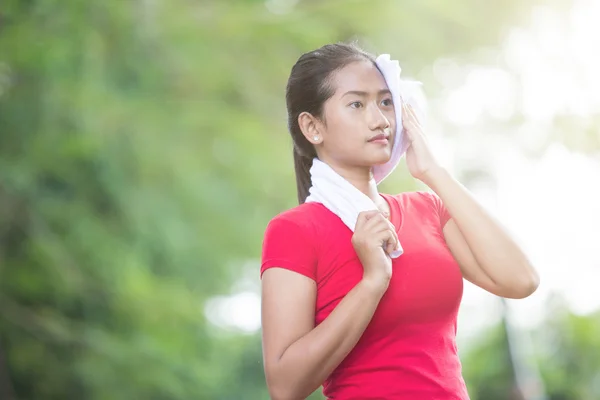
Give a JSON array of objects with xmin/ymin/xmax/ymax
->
[
  {"xmin": 432, "ymin": 192, "xmax": 452, "ymax": 227},
  {"xmin": 422, "ymin": 191, "xmax": 452, "ymax": 228},
  {"xmin": 260, "ymin": 216, "xmax": 318, "ymax": 281}
]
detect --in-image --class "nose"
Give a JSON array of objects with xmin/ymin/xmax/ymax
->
[{"xmin": 367, "ymin": 102, "xmax": 391, "ymax": 131}]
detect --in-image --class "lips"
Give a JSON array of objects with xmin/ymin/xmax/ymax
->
[{"xmin": 368, "ymin": 133, "xmax": 389, "ymax": 142}]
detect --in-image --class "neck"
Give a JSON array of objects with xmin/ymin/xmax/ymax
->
[{"xmin": 325, "ymin": 161, "xmax": 383, "ymax": 205}]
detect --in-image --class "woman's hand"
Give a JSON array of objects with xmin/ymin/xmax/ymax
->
[
  {"xmin": 402, "ymin": 103, "xmax": 444, "ymax": 184},
  {"xmin": 352, "ymin": 210, "xmax": 399, "ymax": 293}
]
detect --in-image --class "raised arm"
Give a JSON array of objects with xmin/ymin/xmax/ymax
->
[
  {"xmin": 430, "ymin": 170, "xmax": 539, "ymax": 298},
  {"xmin": 401, "ymin": 103, "xmax": 539, "ymax": 299}
]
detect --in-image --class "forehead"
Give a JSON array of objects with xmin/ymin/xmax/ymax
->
[{"xmin": 330, "ymin": 60, "xmax": 389, "ymax": 95}]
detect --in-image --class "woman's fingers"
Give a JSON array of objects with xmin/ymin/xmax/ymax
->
[
  {"xmin": 373, "ymin": 223, "xmax": 400, "ymax": 254},
  {"xmin": 357, "ymin": 211, "xmax": 400, "ymax": 255}
]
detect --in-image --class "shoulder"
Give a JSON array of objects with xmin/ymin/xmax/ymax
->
[
  {"xmin": 385, "ymin": 190, "xmax": 441, "ymax": 210},
  {"xmin": 261, "ymin": 203, "xmax": 329, "ymax": 280},
  {"xmin": 384, "ymin": 190, "xmax": 450, "ymax": 227},
  {"xmin": 264, "ymin": 202, "xmax": 329, "ymax": 235},
  {"xmin": 262, "ymin": 201, "xmax": 337, "ymax": 249}
]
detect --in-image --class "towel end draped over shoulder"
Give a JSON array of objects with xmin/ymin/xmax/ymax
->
[{"xmin": 304, "ymin": 54, "xmax": 427, "ymax": 259}]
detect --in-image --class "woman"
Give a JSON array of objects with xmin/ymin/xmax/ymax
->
[{"xmin": 260, "ymin": 43, "xmax": 539, "ymax": 400}]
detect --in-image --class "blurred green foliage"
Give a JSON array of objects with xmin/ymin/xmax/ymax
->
[
  {"xmin": 1, "ymin": 0, "xmax": 597, "ymax": 399},
  {"xmin": 461, "ymin": 298, "xmax": 600, "ymax": 400}
]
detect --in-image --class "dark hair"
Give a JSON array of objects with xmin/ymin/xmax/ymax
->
[{"xmin": 286, "ymin": 42, "xmax": 375, "ymax": 204}]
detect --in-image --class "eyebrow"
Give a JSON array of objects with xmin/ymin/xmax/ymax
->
[{"xmin": 341, "ymin": 89, "xmax": 392, "ymax": 98}]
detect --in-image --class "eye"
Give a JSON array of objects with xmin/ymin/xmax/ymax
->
[
  {"xmin": 381, "ymin": 98, "xmax": 393, "ymax": 107},
  {"xmin": 349, "ymin": 101, "xmax": 363, "ymax": 109}
]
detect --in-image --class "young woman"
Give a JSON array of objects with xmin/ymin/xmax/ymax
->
[{"xmin": 260, "ymin": 43, "xmax": 539, "ymax": 400}]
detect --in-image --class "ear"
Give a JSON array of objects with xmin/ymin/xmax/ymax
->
[{"xmin": 298, "ymin": 112, "xmax": 323, "ymax": 145}]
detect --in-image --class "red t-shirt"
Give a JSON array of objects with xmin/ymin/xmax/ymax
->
[{"xmin": 261, "ymin": 191, "xmax": 469, "ymax": 400}]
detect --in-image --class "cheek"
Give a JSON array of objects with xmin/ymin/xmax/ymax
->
[
  {"xmin": 386, "ymin": 109, "xmax": 397, "ymax": 129},
  {"xmin": 324, "ymin": 107, "xmax": 353, "ymax": 135}
]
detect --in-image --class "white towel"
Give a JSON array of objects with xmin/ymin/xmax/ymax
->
[
  {"xmin": 305, "ymin": 54, "xmax": 426, "ymax": 259},
  {"xmin": 372, "ymin": 54, "xmax": 425, "ymax": 183}
]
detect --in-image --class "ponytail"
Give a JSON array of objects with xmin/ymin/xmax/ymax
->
[
  {"xmin": 285, "ymin": 43, "xmax": 375, "ymax": 204},
  {"xmin": 293, "ymin": 147, "xmax": 313, "ymax": 204}
]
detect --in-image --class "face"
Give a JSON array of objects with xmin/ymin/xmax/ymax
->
[{"xmin": 302, "ymin": 60, "xmax": 397, "ymax": 171}]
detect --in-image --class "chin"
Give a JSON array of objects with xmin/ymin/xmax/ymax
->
[{"xmin": 367, "ymin": 151, "xmax": 392, "ymax": 166}]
